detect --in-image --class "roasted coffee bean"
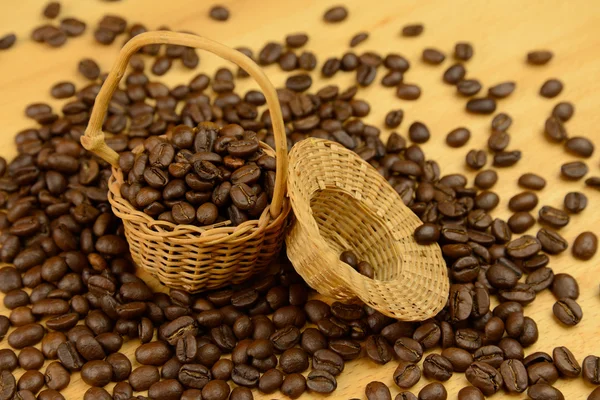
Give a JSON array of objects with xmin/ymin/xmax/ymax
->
[
  {"xmin": 572, "ymin": 231, "xmax": 597, "ymax": 260},
  {"xmin": 508, "ymin": 212, "xmax": 535, "ymax": 233},
  {"xmin": 418, "ymin": 382, "xmax": 447, "ymax": 400},
  {"xmin": 488, "ymin": 81, "xmax": 516, "ymax": 98},
  {"xmin": 457, "ymin": 79, "xmax": 482, "ymax": 96},
  {"xmin": 201, "ymin": 379, "xmax": 230, "ymax": 400},
  {"xmin": 506, "ymin": 235, "xmax": 541, "ymax": 259},
  {"xmin": 313, "ymin": 349, "xmax": 344, "ymax": 376},
  {"xmin": 129, "ymin": 365, "xmax": 160, "ymax": 391},
  {"xmin": 553, "ymin": 298, "xmax": 582, "ymax": 326},
  {"xmin": 527, "ymin": 50, "xmax": 553, "ymax": 65},
  {"xmin": 453, "ymin": 42, "xmax": 474, "ymax": 60},
  {"xmin": 328, "ymin": 339, "xmax": 361, "ymax": 360},
  {"xmin": 209, "ymin": 5, "xmax": 229, "ymax": 21},
  {"xmin": 301, "ymin": 328, "xmax": 328, "ymax": 355},
  {"xmin": 281, "ymin": 373, "xmax": 306, "ymax": 399},
  {"xmin": 423, "ymin": 354, "xmax": 453, "ymax": 381},
  {"xmin": 231, "ymin": 364, "xmax": 260, "ymax": 387},
  {"xmin": 552, "ymin": 346, "xmax": 581, "ymax": 378},
  {"xmin": 8, "ymin": 323, "xmax": 45, "ymax": 349},
  {"xmin": 422, "ymin": 48, "xmax": 445, "ymax": 65},
  {"xmin": 401, "ymin": 23, "xmax": 423, "ymax": 36},
  {"xmin": 544, "ymin": 116, "xmax": 568, "ymax": 142},
  {"xmin": 583, "ymin": 355, "xmax": 600, "ymax": 384},
  {"xmin": 473, "ymin": 345, "xmax": 504, "ymax": 368},
  {"xmin": 527, "ymin": 383, "xmax": 564, "ymax": 400},
  {"xmin": 412, "ymin": 322, "xmax": 440, "ymax": 349},
  {"xmin": 442, "ymin": 347, "xmax": 473, "ymax": 373},
  {"xmin": 0, "ymin": 33, "xmax": 16, "ymax": 49},
  {"xmin": 466, "ymin": 97, "xmax": 496, "ymax": 114},
  {"xmin": 258, "ymin": 368, "xmax": 283, "ymax": 394},
  {"xmin": 465, "ymin": 362, "xmax": 503, "ymax": 396},
  {"xmin": 18, "ymin": 370, "xmax": 45, "ymax": 394},
  {"xmin": 44, "ymin": 361, "xmax": 70, "ymax": 391},
  {"xmin": 538, "ymin": 206, "xmax": 569, "ymax": 228},
  {"xmin": 81, "ymin": 360, "xmax": 113, "ymax": 387},
  {"xmin": 443, "ymin": 63, "xmax": 466, "ymax": 84},
  {"xmin": 540, "ymin": 79, "xmax": 563, "ymax": 98},
  {"xmin": 366, "ymin": 334, "xmax": 394, "ymax": 364},
  {"xmin": 356, "ymin": 64, "xmax": 377, "ymax": 86},
  {"xmin": 474, "ymin": 170, "xmax": 497, "ymax": 189},
  {"xmin": 500, "ymin": 359, "xmax": 528, "ymax": 393},
  {"xmin": 528, "ymin": 362, "xmax": 559, "ymax": 385},
  {"xmin": 526, "ymin": 267, "xmax": 554, "ymax": 292},
  {"xmin": 509, "ymin": 191, "xmax": 538, "ymax": 212},
  {"xmin": 17, "ymin": 347, "xmax": 44, "ymax": 370},
  {"xmin": 396, "ymin": 84, "xmax": 421, "ymax": 100},
  {"xmin": 518, "ymin": 173, "xmax": 546, "ymax": 190},
  {"xmin": 365, "ymin": 381, "xmax": 391, "ymax": 400},
  {"xmin": 408, "ymin": 122, "xmax": 430, "ymax": 144},
  {"xmin": 565, "ymin": 136, "xmax": 594, "ymax": 158},
  {"xmin": 455, "ymin": 328, "xmax": 482, "ymax": 352},
  {"xmin": 286, "ymin": 33, "xmax": 308, "ymax": 48},
  {"xmin": 561, "ymin": 161, "xmax": 588, "ymax": 180},
  {"xmin": 211, "ymin": 359, "xmax": 233, "ymax": 381},
  {"xmin": 78, "ymin": 59, "xmax": 100, "ymax": 80},
  {"xmin": 394, "ymin": 337, "xmax": 423, "ymax": 363},
  {"xmin": 457, "ymin": 386, "xmax": 484, "ymax": 400},
  {"xmin": 279, "ymin": 348, "xmax": 309, "ymax": 374},
  {"xmin": 323, "ymin": 5, "xmax": 348, "ymax": 22},
  {"xmin": 537, "ymin": 228, "xmax": 568, "ymax": 254},
  {"xmin": 466, "ymin": 150, "xmax": 487, "ymax": 169},
  {"xmin": 585, "ymin": 176, "xmax": 600, "ymax": 189},
  {"xmin": 563, "ymin": 192, "xmax": 587, "ymax": 214},
  {"xmin": 306, "ymin": 369, "xmax": 337, "ymax": 394},
  {"xmin": 523, "ymin": 352, "xmax": 553, "ymax": 368},
  {"xmin": 446, "ymin": 127, "xmax": 471, "ymax": 147},
  {"xmin": 392, "ymin": 361, "xmax": 421, "ymax": 389},
  {"xmin": 178, "ymin": 364, "xmax": 210, "ymax": 389}
]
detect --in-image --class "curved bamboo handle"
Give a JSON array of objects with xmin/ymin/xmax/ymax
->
[{"xmin": 81, "ymin": 31, "xmax": 288, "ymax": 219}]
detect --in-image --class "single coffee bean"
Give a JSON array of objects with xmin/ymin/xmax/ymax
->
[
  {"xmin": 423, "ymin": 354, "xmax": 453, "ymax": 381},
  {"xmin": 561, "ymin": 161, "xmax": 588, "ymax": 180},
  {"xmin": 366, "ymin": 381, "xmax": 391, "ymax": 400},
  {"xmin": 394, "ymin": 337, "xmax": 423, "ymax": 363},
  {"xmin": 366, "ymin": 334, "xmax": 394, "ymax": 364},
  {"xmin": 466, "ymin": 149, "xmax": 487, "ymax": 170},
  {"xmin": 323, "ymin": 6, "xmax": 348, "ymax": 22},
  {"xmin": 443, "ymin": 63, "xmax": 466, "ymax": 84},
  {"xmin": 279, "ymin": 348, "xmax": 309, "ymax": 374},
  {"xmin": 457, "ymin": 79, "xmax": 482, "ymax": 96},
  {"xmin": 473, "ymin": 345, "xmax": 504, "ymax": 368},
  {"xmin": 553, "ymin": 298, "xmax": 582, "ymax": 326},
  {"xmin": 418, "ymin": 382, "xmax": 447, "ymax": 400},
  {"xmin": 44, "ymin": 361, "xmax": 70, "ymax": 391},
  {"xmin": 572, "ymin": 232, "xmax": 597, "ymax": 260},
  {"xmin": 465, "ymin": 362, "xmax": 503, "ymax": 396},
  {"xmin": 537, "ymin": 228, "xmax": 568, "ymax": 254},
  {"xmin": 551, "ymin": 273, "xmax": 579, "ymax": 300},
  {"xmin": 583, "ymin": 355, "xmax": 600, "ymax": 384},
  {"xmin": 527, "ymin": 383, "xmax": 564, "ymax": 400},
  {"xmin": 413, "ymin": 322, "xmax": 441, "ymax": 349},
  {"xmin": 209, "ymin": 5, "xmax": 229, "ymax": 21},
  {"xmin": 422, "ymin": 48, "xmax": 445, "ymax": 65},
  {"xmin": 586, "ymin": 176, "xmax": 600, "ymax": 189},
  {"xmin": 523, "ymin": 352, "xmax": 553, "ymax": 368},
  {"xmin": 526, "ymin": 267, "xmax": 554, "ymax": 292},
  {"xmin": 454, "ymin": 42, "xmax": 474, "ymax": 60},
  {"xmin": 457, "ymin": 386, "xmax": 484, "ymax": 400},
  {"xmin": 518, "ymin": 173, "xmax": 546, "ymax": 190},
  {"xmin": 401, "ymin": 23, "xmax": 423, "ymax": 37},
  {"xmin": 508, "ymin": 191, "xmax": 538, "ymax": 212},
  {"xmin": 466, "ymin": 97, "xmax": 496, "ymax": 114},
  {"xmin": 528, "ymin": 361, "xmax": 560, "ymax": 385},
  {"xmin": 78, "ymin": 59, "xmax": 100, "ymax": 80},
  {"xmin": 313, "ymin": 349, "xmax": 344, "ymax": 376},
  {"xmin": 564, "ymin": 192, "xmax": 587, "ymax": 213},
  {"xmin": 396, "ymin": 84, "xmax": 421, "ymax": 100},
  {"xmin": 307, "ymin": 369, "xmax": 337, "ymax": 394},
  {"xmin": 8, "ymin": 323, "xmax": 45, "ymax": 349},
  {"xmin": 81, "ymin": 360, "xmax": 113, "ymax": 387},
  {"xmin": 488, "ymin": 81, "xmax": 516, "ymax": 98},
  {"xmin": 442, "ymin": 347, "xmax": 473, "ymax": 372},
  {"xmin": 539, "ymin": 206, "xmax": 569, "ymax": 228},
  {"xmin": 202, "ymin": 380, "xmax": 230, "ymax": 400},
  {"xmin": 446, "ymin": 127, "xmax": 471, "ymax": 148},
  {"xmin": 540, "ymin": 79, "xmax": 563, "ymax": 98},
  {"xmin": 231, "ymin": 364, "xmax": 260, "ymax": 388},
  {"xmin": 500, "ymin": 359, "xmax": 528, "ymax": 393},
  {"xmin": 474, "ymin": 170, "xmax": 497, "ymax": 190},
  {"xmin": 0, "ymin": 349, "xmax": 18, "ymax": 372},
  {"xmin": 281, "ymin": 373, "xmax": 306, "ymax": 399},
  {"xmin": 527, "ymin": 50, "xmax": 553, "ymax": 65},
  {"xmin": 393, "ymin": 361, "xmax": 421, "ymax": 389},
  {"xmin": 18, "ymin": 347, "xmax": 45, "ymax": 370},
  {"xmin": 408, "ymin": 122, "xmax": 430, "ymax": 144},
  {"xmin": 552, "ymin": 346, "xmax": 581, "ymax": 378},
  {"xmin": 565, "ymin": 136, "xmax": 594, "ymax": 158},
  {"xmin": 129, "ymin": 365, "xmax": 160, "ymax": 391},
  {"xmin": 545, "ymin": 116, "xmax": 568, "ymax": 142}
]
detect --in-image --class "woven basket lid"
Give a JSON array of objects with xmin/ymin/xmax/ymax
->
[{"xmin": 285, "ymin": 138, "xmax": 449, "ymax": 320}]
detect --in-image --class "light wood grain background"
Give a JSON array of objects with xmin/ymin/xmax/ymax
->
[{"xmin": 1, "ymin": 0, "xmax": 600, "ymax": 398}]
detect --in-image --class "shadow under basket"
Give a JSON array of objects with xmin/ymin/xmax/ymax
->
[{"xmin": 285, "ymin": 138, "xmax": 449, "ymax": 320}]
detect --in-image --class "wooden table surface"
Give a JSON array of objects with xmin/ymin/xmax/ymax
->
[{"xmin": 1, "ymin": 0, "xmax": 600, "ymax": 398}]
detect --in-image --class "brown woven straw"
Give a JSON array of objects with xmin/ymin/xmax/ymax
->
[
  {"xmin": 81, "ymin": 31, "xmax": 291, "ymax": 292},
  {"xmin": 285, "ymin": 139, "xmax": 449, "ymax": 320}
]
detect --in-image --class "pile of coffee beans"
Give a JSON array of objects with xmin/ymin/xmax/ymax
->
[
  {"xmin": 119, "ymin": 122, "xmax": 275, "ymax": 226},
  {"xmin": 0, "ymin": 3, "xmax": 599, "ymax": 400}
]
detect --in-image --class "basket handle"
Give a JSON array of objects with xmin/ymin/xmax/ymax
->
[{"xmin": 81, "ymin": 31, "xmax": 288, "ymax": 219}]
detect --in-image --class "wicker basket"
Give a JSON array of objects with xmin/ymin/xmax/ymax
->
[
  {"xmin": 286, "ymin": 139, "xmax": 449, "ymax": 320},
  {"xmin": 81, "ymin": 31, "xmax": 291, "ymax": 292}
]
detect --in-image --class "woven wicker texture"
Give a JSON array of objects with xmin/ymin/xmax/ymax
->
[
  {"xmin": 286, "ymin": 138, "xmax": 449, "ymax": 320},
  {"xmin": 81, "ymin": 31, "xmax": 291, "ymax": 292}
]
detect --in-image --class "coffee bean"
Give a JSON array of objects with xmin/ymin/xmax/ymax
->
[
  {"xmin": 561, "ymin": 161, "xmax": 588, "ymax": 180},
  {"xmin": 18, "ymin": 347, "xmax": 44, "ymax": 370},
  {"xmin": 551, "ymin": 273, "xmax": 579, "ymax": 300},
  {"xmin": 422, "ymin": 48, "xmax": 445, "ymax": 65},
  {"xmin": 79, "ymin": 59, "xmax": 100, "ymax": 80},
  {"xmin": 445, "ymin": 127, "xmax": 470, "ymax": 147},
  {"xmin": 202, "ymin": 380, "xmax": 230, "ymax": 400},
  {"xmin": 553, "ymin": 298, "xmax": 582, "ymax": 326},
  {"xmin": 8, "ymin": 323, "xmax": 45, "ymax": 349},
  {"xmin": 527, "ymin": 50, "xmax": 553, "ymax": 65},
  {"xmin": 572, "ymin": 231, "xmax": 597, "ymax": 260},
  {"xmin": 537, "ymin": 228, "xmax": 568, "ymax": 254},
  {"xmin": 518, "ymin": 173, "xmax": 546, "ymax": 190},
  {"xmin": 493, "ymin": 150, "xmax": 521, "ymax": 167},
  {"xmin": 413, "ymin": 322, "xmax": 441, "ymax": 349},
  {"xmin": 307, "ymin": 369, "xmax": 337, "ymax": 393},
  {"xmin": 466, "ymin": 150, "xmax": 487, "ymax": 170},
  {"xmin": 586, "ymin": 176, "xmax": 600, "ymax": 189},
  {"xmin": 401, "ymin": 23, "xmax": 423, "ymax": 36},
  {"xmin": 528, "ymin": 362, "xmax": 559, "ymax": 385},
  {"xmin": 442, "ymin": 347, "xmax": 473, "ymax": 373},
  {"xmin": 209, "ymin": 5, "xmax": 229, "ymax": 21},
  {"xmin": 365, "ymin": 381, "xmax": 391, "ymax": 400},
  {"xmin": 18, "ymin": 370, "xmax": 45, "ymax": 394},
  {"xmin": 313, "ymin": 349, "xmax": 344, "ymax": 375},
  {"xmin": 418, "ymin": 382, "xmax": 447, "ymax": 400},
  {"xmin": 423, "ymin": 354, "xmax": 453, "ymax": 381},
  {"xmin": 526, "ymin": 267, "xmax": 554, "ymax": 292},
  {"xmin": 454, "ymin": 42, "xmax": 474, "ymax": 61},
  {"xmin": 538, "ymin": 206, "xmax": 569, "ymax": 228},
  {"xmin": 0, "ymin": 349, "xmax": 18, "ymax": 372},
  {"xmin": 565, "ymin": 136, "xmax": 594, "ymax": 158},
  {"xmin": 540, "ymin": 79, "xmax": 563, "ymax": 98},
  {"xmin": 552, "ymin": 346, "xmax": 580, "ymax": 378},
  {"xmin": 457, "ymin": 79, "xmax": 482, "ymax": 96},
  {"xmin": 457, "ymin": 386, "xmax": 484, "ymax": 400},
  {"xmin": 413, "ymin": 223, "xmax": 440, "ymax": 245},
  {"xmin": 394, "ymin": 337, "xmax": 423, "ymax": 363},
  {"xmin": 508, "ymin": 211, "xmax": 535, "ymax": 233},
  {"xmin": 465, "ymin": 362, "xmax": 503, "ymax": 396},
  {"xmin": 396, "ymin": 84, "xmax": 421, "ymax": 100},
  {"xmin": 500, "ymin": 359, "xmax": 528, "ymax": 393},
  {"xmin": 81, "ymin": 360, "xmax": 113, "ymax": 387},
  {"xmin": 442, "ymin": 63, "xmax": 466, "ymax": 84},
  {"xmin": 280, "ymin": 373, "xmax": 306, "ymax": 398},
  {"xmin": 466, "ymin": 97, "xmax": 496, "ymax": 114},
  {"xmin": 473, "ymin": 345, "xmax": 504, "ymax": 368},
  {"xmin": 44, "ymin": 361, "xmax": 70, "ymax": 390},
  {"xmin": 323, "ymin": 5, "xmax": 348, "ymax": 22},
  {"xmin": 0, "ymin": 33, "xmax": 16, "ymax": 50},
  {"xmin": 583, "ymin": 355, "xmax": 600, "ymax": 384},
  {"xmin": 509, "ymin": 191, "xmax": 539, "ymax": 212},
  {"xmin": 488, "ymin": 81, "xmax": 516, "ymax": 98},
  {"xmin": 474, "ymin": 170, "xmax": 497, "ymax": 189}
]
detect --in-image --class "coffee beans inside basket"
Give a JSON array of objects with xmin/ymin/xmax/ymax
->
[
  {"xmin": 0, "ymin": 4, "xmax": 599, "ymax": 400},
  {"xmin": 119, "ymin": 122, "xmax": 274, "ymax": 227}
]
